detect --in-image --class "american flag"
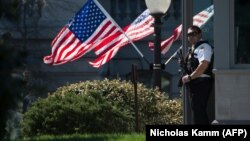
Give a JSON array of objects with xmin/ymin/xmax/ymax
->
[
  {"xmin": 149, "ymin": 5, "xmax": 214, "ymax": 54},
  {"xmin": 43, "ymin": 0, "xmax": 119, "ymax": 65},
  {"xmin": 89, "ymin": 9, "xmax": 154, "ymax": 68}
]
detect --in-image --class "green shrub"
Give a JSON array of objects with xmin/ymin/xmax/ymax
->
[{"xmin": 21, "ymin": 79, "xmax": 182, "ymax": 137}]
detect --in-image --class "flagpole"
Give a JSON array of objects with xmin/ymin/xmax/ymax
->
[
  {"xmin": 164, "ymin": 46, "xmax": 182, "ymax": 65},
  {"xmin": 94, "ymin": 0, "xmax": 150, "ymax": 65}
]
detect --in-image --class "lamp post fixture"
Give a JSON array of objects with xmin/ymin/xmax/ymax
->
[{"xmin": 145, "ymin": 0, "xmax": 171, "ymax": 90}]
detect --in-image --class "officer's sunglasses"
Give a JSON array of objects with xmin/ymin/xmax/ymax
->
[{"xmin": 187, "ymin": 31, "xmax": 198, "ymax": 37}]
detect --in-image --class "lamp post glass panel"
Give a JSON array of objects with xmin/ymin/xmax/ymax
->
[{"xmin": 145, "ymin": 0, "xmax": 171, "ymax": 89}]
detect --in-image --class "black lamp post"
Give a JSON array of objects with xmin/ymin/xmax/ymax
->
[{"xmin": 145, "ymin": 0, "xmax": 171, "ymax": 89}]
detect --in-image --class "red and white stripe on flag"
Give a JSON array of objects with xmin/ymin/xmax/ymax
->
[
  {"xmin": 89, "ymin": 9, "xmax": 154, "ymax": 68},
  {"xmin": 43, "ymin": 0, "xmax": 119, "ymax": 65},
  {"xmin": 150, "ymin": 5, "xmax": 214, "ymax": 55}
]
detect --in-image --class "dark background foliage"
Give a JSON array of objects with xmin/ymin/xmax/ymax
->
[{"xmin": 0, "ymin": 32, "xmax": 26, "ymax": 139}]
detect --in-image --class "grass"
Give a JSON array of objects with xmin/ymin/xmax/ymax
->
[{"xmin": 21, "ymin": 133, "xmax": 145, "ymax": 141}]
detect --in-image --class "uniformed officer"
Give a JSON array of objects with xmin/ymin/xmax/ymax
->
[{"xmin": 181, "ymin": 25, "xmax": 214, "ymax": 124}]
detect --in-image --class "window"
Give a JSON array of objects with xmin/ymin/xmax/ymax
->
[{"xmin": 235, "ymin": 0, "xmax": 250, "ymax": 64}]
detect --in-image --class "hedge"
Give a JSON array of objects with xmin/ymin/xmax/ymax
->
[{"xmin": 21, "ymin": 79, "xmax": 182, "ymax": 136}]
